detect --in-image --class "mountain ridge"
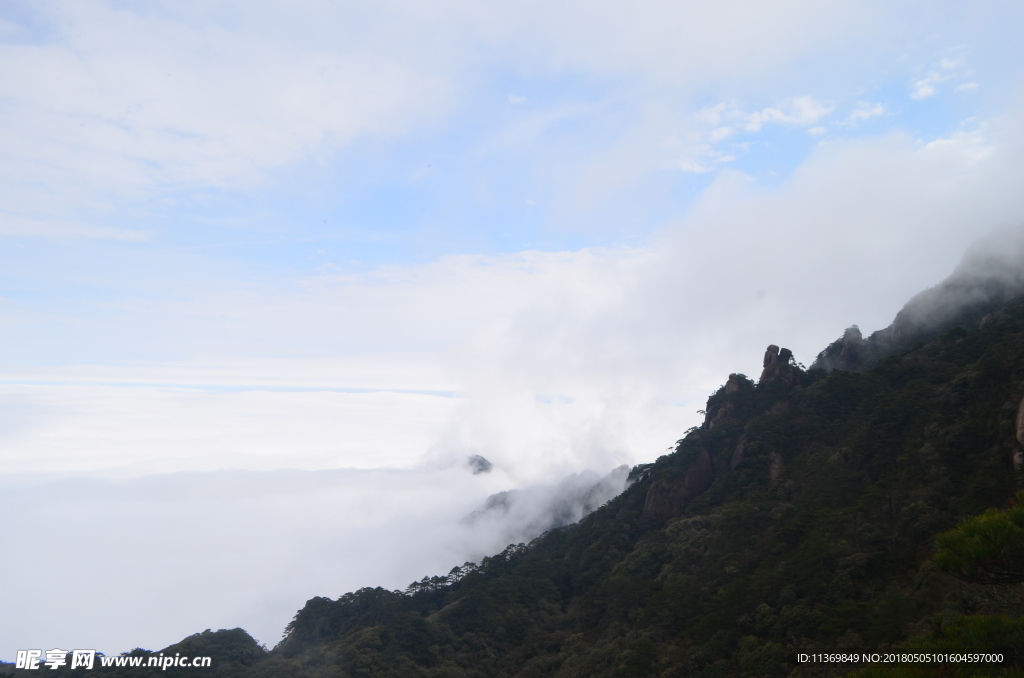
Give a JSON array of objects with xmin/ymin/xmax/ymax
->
[{"xmin": 813, "ymin": 230, "xmax": 1024, "ymax": 374}]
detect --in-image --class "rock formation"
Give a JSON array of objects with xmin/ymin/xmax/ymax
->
[
  {"xmin": 643, "ymin": 449, "xmax": 713, "ymax": 520},
  {"xmin": 466, "ymin": 454, "xmax": 493, "ymax": 474},
  {"xmin": 730, "ymin": 439, "xmax": 746, "ymax": 471},
  {"xmin": 648, "ymin": 335, "xmax": 848, "ymax": 519},
  {"xmin": 703, "ymin": 373, "xmax": 753, "ymax": 430},
  {"xmin": 705, "ymin": 401, "xmax": 735, "ymax": 431},
  {"xmin": 1015, "ymin": 397, "xmax": 1024, "ymax": 478},
  {"xmin": 759, "ymin": 345, "xmax": 804, "ymax": 386},
  {"xmin": 768, "ymin": 451, "xmax": 784, "ymax": 484}
]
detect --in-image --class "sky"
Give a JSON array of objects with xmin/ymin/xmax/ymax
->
[{"xmin": 2, "ymin": 0, "xmax": 1024, "ymax": 660}]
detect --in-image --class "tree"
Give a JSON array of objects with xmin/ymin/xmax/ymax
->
[{"xmin": 934, "ymin": 493, "xmax": 1024, "ymax": 586}]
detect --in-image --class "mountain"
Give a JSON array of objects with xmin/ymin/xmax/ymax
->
[
  {"xmin": 6, "ymin": 243, "xmax": 1024, "ymax": 678},
  {"xmin": 812, "ymin": 229, "xmax": 1024, "ymax": 373}
]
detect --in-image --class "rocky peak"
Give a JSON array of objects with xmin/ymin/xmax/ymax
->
[
  {"xmin": 724, "ymin": 373, "xmax": 746, "ymax": 394},
  {"xmin": 759, "ymin": 345, "xmax": 804, "ymax": 386},
  {"xmin": 703, "ymin": 373, "xmax": 753, "ymax": 430}
]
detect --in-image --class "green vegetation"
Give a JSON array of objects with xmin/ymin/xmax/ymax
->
[
  {"xmin": 5, "ymin": 295, "xmax": 1024, "ymax": 678},
  {"xmin": 934, "ymin": 495, "xmax": 1024, "ymax": 586},
  {"xmin": 843, "ymin": 495, "xmax": 1024, "ymax": 678}
]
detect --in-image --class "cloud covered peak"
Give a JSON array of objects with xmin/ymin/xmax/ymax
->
[
  {"xmin": 813, "ymin": 225, "xmax": 1024, "ymax": 372},
  {"xmin": 461, "ymin": 465, "xmax": 631, "ymax": 547}
]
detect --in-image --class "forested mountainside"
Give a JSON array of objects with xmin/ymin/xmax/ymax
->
[{"xmin": 7, "ymin": 256, "xmax": 1024, "ymax": 678}]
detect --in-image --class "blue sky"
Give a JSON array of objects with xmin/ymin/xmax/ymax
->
[{"xmin": 2, "ymin": 0, "xmax": 1024, "ymax": 659}]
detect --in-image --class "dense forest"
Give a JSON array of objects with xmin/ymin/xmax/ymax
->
[{"xmin": 6, "ymin": 255, "xmax": 1024, "ymax": 677}]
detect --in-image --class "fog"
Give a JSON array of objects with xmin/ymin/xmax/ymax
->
[{"xmin": 1, "ymin": 460, "xmax": 631, "ymax": 655}]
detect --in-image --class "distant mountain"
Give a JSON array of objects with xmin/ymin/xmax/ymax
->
[{"xmin": 8, "ymin": 241, "xmax": 1024, "ymax": 677}]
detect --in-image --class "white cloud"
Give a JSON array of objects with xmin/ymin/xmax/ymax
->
[
  {"xmin": 743, "ymin": 95, "xmax": 833, "ymax": 132},
  {"xmin": 0, "ymin": 465, "xmax": 521, "ymax": 657},
  {"xmin": 956, "ymin": 82, "xmax": 979, "ymax": 92},
  {"xmin": 697, "ymin": 103, "xmax": 729, "ymax": 127},
  {"xmin": 910, "ymin": 72, "xmax": 947, "ymax": 99},
  {"xmin": 696, "ymin": 96, "xmax": 832, "ymax": 137},
  {"xmin": 922, "ymin": 126, "xmax": 996, "ymax": 167},
  {"xmin": 0, "ymin": 384, "xmax": 460, "ymax": 476},
  {"xmin": 0, "ymin": 213, "xmax": 149, "ymax": 241},
  {"xmin": 0, "ymin": 0, "xmax": 947, "ymax": 237},
  {"xmin": 0, "ymin": 2, "xmax": 454, "ymax": 235},
  {"xmin": 682, "ymin": 97, "xmax": 834, "ymax": 170},
  {"xmin": 4, "ymin": 119, "xmax": 1020, "ymax": 482},
  {"xmin": 845, "ymin": 102, "xmax": 885, "ymax": 124},
  {"xmin": 909, "ymin": 46, "xmax": 974, "ymax": 101},
  {"xmin": 710, "ymin": 126, "xmax": 735, "ymax": 141},
  {"xmin": 675, "ymin": 156, "xmax": 713, "ymax": 173},
  {"xmin": 938, "ymin": 45, "xmax": 968, "ymax": 71}
]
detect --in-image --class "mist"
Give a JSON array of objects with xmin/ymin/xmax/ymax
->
[{"xmin": 1, "ymin": 461, "xmax": 635, "ymax": 657}]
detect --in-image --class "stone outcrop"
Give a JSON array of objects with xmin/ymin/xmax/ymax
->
[
  {"xmin": 730, "ymin": 439, "xmax": 746, "ymax": 471},
  {"xmin": 703, "ymin": 374, "xmax": 753, "ymax": 430},
  {"xmin": 768, "ymin": 451, "xmax": 784, "ymax": 484},
  {"xmin": 1014, "ymin": 397, "xmax": 1024, "ymax": 479},
  {"xmin": 759, "ymin": 345, "xmax": 805, "ymax": 386},
  {"xmin": 705, "ymin": 401, "xmax": 735, "ymax": 431},
  {"xmin": 832, "ymin": 326, "xmax": 865, "ymax": 371},
  {"xmin": 643, "ymin": 449, "xmax": 713, "ymax": 520},
  {"xmin": 466, "ymin": 455, "xmax": 493, "ymax": 474},
  {"xmin": 1015, "ymin": 397, "xmax": 1024, "ymax": 447}
]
